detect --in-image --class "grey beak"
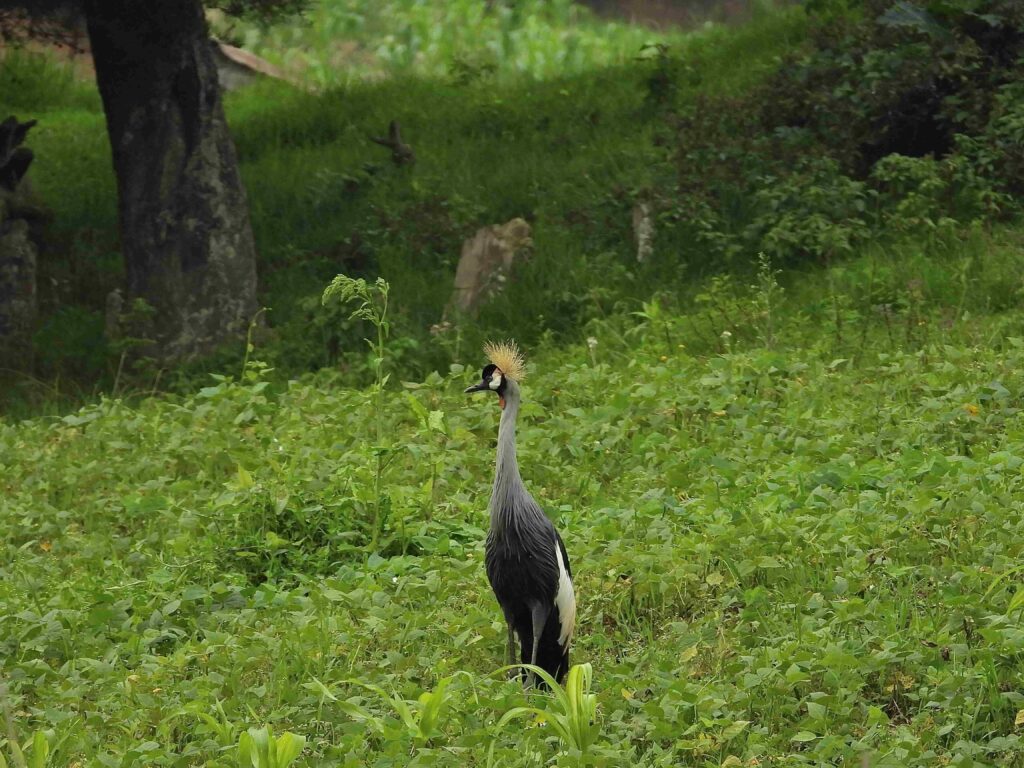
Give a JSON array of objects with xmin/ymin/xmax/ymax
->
[{"xmin": 465, "ymin": 382, "xmax": 488, "ymax": 394}]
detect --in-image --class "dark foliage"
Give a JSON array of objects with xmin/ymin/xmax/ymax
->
[
  {"xmin": 764, "ymin": 0, "xmax": 1024, "ymax": 173},
  {"xmin": 664, "ymin": 0, "xmax": 1024, "ymax": 266},
  {"xmin": 206, "ymin": 0, "xmax": 308, "ymax": 25},
  {"xmin": 0, "ymin": 0, "xmax": 308, "ymax": 44},
  {"xmin": 0, "ymin": 0, "xmax": 83, "ymax": 49}
]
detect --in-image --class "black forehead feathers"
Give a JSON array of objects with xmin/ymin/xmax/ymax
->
[{"xmin": 479, "ymin": 363, "xmax": 507, "ymax": 395}]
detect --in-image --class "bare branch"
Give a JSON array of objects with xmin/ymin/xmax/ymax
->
[{"xmin": 370, "ymin": 120, "xmax": 415, "ymax": 166}]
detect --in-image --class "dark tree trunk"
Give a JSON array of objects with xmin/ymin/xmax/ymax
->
[
  {"xmin": 0, "ymin": 116, "xmax": 40, "ymax": 368},
  {"xmin": 83, "ymin": 0, "xmax": 258, "ymax": 361}
]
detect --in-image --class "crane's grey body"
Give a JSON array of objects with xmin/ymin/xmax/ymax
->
[{"xmin": 481, "ymin": 377, "xmax": 575, "ymax": 684}]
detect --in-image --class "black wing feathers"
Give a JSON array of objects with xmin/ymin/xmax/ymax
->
[{"xmin": 485, "ymin": 498, "xmax": 570, "ymax": 682}]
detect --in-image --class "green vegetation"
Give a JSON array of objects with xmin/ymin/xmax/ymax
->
[
  {"xmin": 4, "ymin": 233, "xmax": 1024, "ymax": 764},
  {"xmin": 0, "ymin": 6, "xmax": 804, "ymax": 411},
  {"xmin": 5, "ymin": 0, "xmax": 1022, "ymax": 414},
  {"xmin": 498, "ymin": 663, "xmax": 600, "ymax": 762},
  {"xmin": 4, "ymin": 0, "xmax": 1024, "ymax": 764},
  {"xmin": 210, "ymin": 0, "xmax": 684, "ymax": 86},
  {"xmin": 238, "ymin": 726, "xmax": 306, "ymax": 768},
  {"xmin": 667, "ymin": 0, "xmax": 1024, "ymax": 269}
]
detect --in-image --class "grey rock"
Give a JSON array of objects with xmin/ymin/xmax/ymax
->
[
  {"xmin": 633, "ymin": 200, "xmax": 653, "ymax": 263},
  {"xmin": 449, "ymin": 218, "xmax": 532, "ymax": 316}
]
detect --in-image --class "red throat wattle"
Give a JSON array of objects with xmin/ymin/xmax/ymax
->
[{"xmin": 499, "ymin": 395, "xmax": 506, "ymax": 410}]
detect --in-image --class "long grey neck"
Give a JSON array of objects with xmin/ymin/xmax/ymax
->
[{"xmin": 490, "ymin": 379, "xmax": 530, "ymax": 532}]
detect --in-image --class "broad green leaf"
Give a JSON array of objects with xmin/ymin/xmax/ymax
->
[
  {"xmin": 28, "ymin": 732, "xmax": 47, "ymax": 768},
  {"xmin": 418, "ymin": 676, "xmax": 452, "ymax": 736},
  {"xmin": 388, "ymin": 694, "xmax": 419, "ymax": 735},
  {"xmin": 273, "ymin": 732, "xmax": 305, "ymax": 767},
  {"xmin": 721, "ymin": 720, "xmax": 750, "ymax": 740},
  {"xmin": 235, "ymin": 465, "xmax": 254, "ymax": 489},
  {"xmin": 7, "ymin": 741, "xmax": 25, "ymax": 768},
  {"xmin": 428, "ymin": 410, "xmax": 446, "ymax": 434},
  {"xmin": 404, "ymin": 393, "xmax": 429, "ymax": 424},
  {"xmin": 247, "ymin": 726, "xmax": 271, "ymax": 767},
  {"xmin": 237, "ymin": 732, "xmax": 253, "ymax": 768}
]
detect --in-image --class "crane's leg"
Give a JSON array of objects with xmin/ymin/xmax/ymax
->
[
  {"xmin": 501, "ymin": 608, "xmax": 519, "ymax": 679},
  {"xmin": 527, "ymin": 602, "xmax": 551, "ymax": 688},
  {"xmin": 506, "ymin": 622, "xmax": 517, "ymax": 667}
]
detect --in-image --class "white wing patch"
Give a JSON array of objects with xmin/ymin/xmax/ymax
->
[{"xmin": 553, "ymin": 536, "xmax": 576, "ymax": 648}]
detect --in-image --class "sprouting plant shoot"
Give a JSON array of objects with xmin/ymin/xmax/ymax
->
[
  {"xmin": 321, "ymin": 274, "xmax": 391, "ymax": 386},
  {"xmin": 236, "ymin": 725, "xmax": 305, "ymax": 768},
  {"xmin": 322, "ymin": 274, "xmax": 393, "ymax": 551},
  {"xmin": 497, "ymin": 663, "xmax": 599, "ymax": 764},
  {"xmin": 752, "ymin": 251, "xmax": 783, "ymax": 349}
]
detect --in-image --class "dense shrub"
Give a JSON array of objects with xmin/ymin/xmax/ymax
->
[{"xmin": 662, "ymin": 0, "xmax": 1024, "ymax": 267}]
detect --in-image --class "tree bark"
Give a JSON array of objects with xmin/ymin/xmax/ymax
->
[
  {"xmin": 0, "ymin": 217, "xmax": 37, "ymax": 366},
  {"xmin": 83, "ymin": 0, "xmax": 258, "ymax": 361},
  {"xmin": 0, "ymin": 116, "xmax": 40, "ymax": 367}
]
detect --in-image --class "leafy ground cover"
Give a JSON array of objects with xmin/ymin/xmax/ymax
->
[
  {"xmin": 3, "ymin": 3, "xmax": 1024, "ymax": 762},
  {"xmin": 3, "ymin": 232, "xmax": 1024, "ymax": 765},
  {"xmin": 209, "ymin": 0, "xmax": 689, "ymax": 86}
]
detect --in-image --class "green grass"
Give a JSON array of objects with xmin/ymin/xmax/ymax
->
[
  {"xmin": 0, "ymin": 51, "xmax": 102, "ymax": 114},
  {"xmin": 212, "ymin": 0, "xmax": 706, "ymax": 87},
  {"xmin": 0, "ymin": 5, "xmax": 807, "ymax": 406},
  {"xmin": 3, "ymin": 224, "xmax": 1024, "ymax": 765},
  {"xmin": 4, "ymin": 2, "xmax": 1024, "ymax": 765}
]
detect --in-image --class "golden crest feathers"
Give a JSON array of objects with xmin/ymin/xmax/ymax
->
[{"xmin": 484, "ymin": 340, "xmax": 527, "ymax": 381}]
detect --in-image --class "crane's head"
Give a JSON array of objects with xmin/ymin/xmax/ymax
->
[{"xmin": 464, "ymin": 340, "xmax": 526, "ymax": 410}]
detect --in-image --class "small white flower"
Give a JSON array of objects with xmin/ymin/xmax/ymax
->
[{"xmin": 586, "ymin": 336, "xmax": 598, "ymax": 350}]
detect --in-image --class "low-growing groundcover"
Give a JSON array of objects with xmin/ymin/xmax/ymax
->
[
  {"xmin": 4, "ymin": 2, "xmax": 1024, "ymax": 763},
  {"xmin": 3, "ymin": 252, "xmax": 1024, "ymax": 766}
]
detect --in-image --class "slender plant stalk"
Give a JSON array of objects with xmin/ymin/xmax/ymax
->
[
  {"xmin": 241, "ymin": 307, "xmax": 268, "ymax": 378},
  {"xmin": 321, "ymin": 275, "xmax": 391, "ymax": 553},
  {"xmin": 370, "ymin": 288, "xmax": 388, "ymax": 552}
]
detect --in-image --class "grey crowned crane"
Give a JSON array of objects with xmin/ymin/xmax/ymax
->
[{"xmin": 465, "ymin": 341, "xmax": 576, "ymax": 685}]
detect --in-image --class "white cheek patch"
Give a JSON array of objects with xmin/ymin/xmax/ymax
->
[{"xmin": 489, "ymin": 372, "xmax": 503, "ymax": 390}]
